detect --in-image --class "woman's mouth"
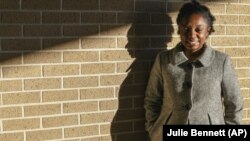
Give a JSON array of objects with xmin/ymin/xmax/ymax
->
[{"xmin": 187, "ymin": 40, "xmax": 199, "ymax": 46}]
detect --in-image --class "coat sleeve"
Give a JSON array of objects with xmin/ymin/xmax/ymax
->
[
  {"xmin": 144, "ymin": 53, "xmax": 163, "ymax": 132},
  {"xmin": 222, "ymin": 55, "xmax": 243, "ymax": 124}
]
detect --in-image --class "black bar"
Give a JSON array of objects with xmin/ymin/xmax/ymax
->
[{"xmin": 163, "ymin": 125, "xmax": 250, "ymax": 140}]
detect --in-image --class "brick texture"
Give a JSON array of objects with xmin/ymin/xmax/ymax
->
[
  {"xmin": 24, "ymin": 104, "xmax": 61, "ymax": 117},
  {"xmin": 63, "ymin": 101, "xmax": 98, "ymax": 113},
  {"xmin": 0, "ymin": 133, "xmax": 24, "ymax": 141},
  {"xmin": 22, "ymin": 0, "xmax": 60, "ymax": 10},
  {"xmin": 42, "ymin": 12, "xmax": 80, "ymax": 24},
  {"xmin": 0, "ymin": 53, "xmax": 22, "ymax": 65},
  {"xmin": 2, "ymin": 92, "xmax": 40, "ymax": 105},
  {"xmin": 63, "ymin": 0, "xmax": 99, "ymax": 10},
  {"xmin": 0, "ymin": 107, "xmax": 22, "ymax": 119},
  {"xmin": 1, "ymin": 12, "xmax": 40, "ymax": 24},
  {"xmin": 64, "ymin": 125, "xmax": 99, "ymax": 138},
  {"xmin": 42, "ymin": 115, "xmax": 78, "ymax": 128},
  {"xmin": 3, "ymin": 66, "xmax": 41, "ymax": 78},
  {"xmin": 0, "ymin": 0, "xmax": 20, "ymax": 10},
  {"xmin": 0, "ymin": 80, "xmax": 22, "ymax": 92},
  {"xmin": 42, "ymin": 90, "xmax": 78, "ymax": 102},
  {"xmin": 0, "ymin": 0, "xmax": 249, "ymax": 141},
  {"xmin": 80, "ymin": 112, "xmax": 114, "ymax": 124},
  {"xmin": 26, "ymin": 129, "xmax": 62, "ymax": 141},
  {"xmin": 2, "ymin": 118, "xmax": 40, "ymax": 131},
  {"xmin": 24, "ymin": 78, "xmax": 61, "ymax": 90},
  {"xmin": 43, "ymin": 64, "xmax": 79, "ymax": 76},
  {"xmin": 1, "ymin": 39, "xmax": 41, "ymax": 51}
]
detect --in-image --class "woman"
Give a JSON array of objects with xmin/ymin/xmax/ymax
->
[{"xmin": 144, "ymin": 1, "xmax": 243, "ymax": 141}]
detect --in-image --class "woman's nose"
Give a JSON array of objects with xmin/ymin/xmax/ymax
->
[{"xmin": 187, "ymin": 29, "xmax": 196, "ymax": 39}]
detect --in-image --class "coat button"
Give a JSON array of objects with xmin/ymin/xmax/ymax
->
[{"xmin": 185, "ymin": 104, "xmax": 192, "ymax": 110}]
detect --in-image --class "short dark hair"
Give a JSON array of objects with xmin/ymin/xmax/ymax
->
[{"xmin": 176, "ymin": 0, "xmax": 215, "ymax": 35}]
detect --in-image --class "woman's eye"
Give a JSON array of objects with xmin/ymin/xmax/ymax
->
[
  {"xmin": 196, "ymin": 29, "xmax": 202, "ymax": 32},
  {"xmin": 184, "ymin": 27, "xmax": 190, "ymax": 32}
]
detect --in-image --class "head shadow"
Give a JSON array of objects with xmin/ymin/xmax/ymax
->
[{"xmin": 110, "ymin": 10, "xmax": 174, "ymax": 141}]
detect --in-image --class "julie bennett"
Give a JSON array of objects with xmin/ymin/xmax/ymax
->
[{"xmin": 166, "ymin": 129, "xmax": 226, "ymax": 136}]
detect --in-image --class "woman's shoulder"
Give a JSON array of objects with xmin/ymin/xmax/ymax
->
[
  {"xmin": 212, "ymin": 48, "xmax": 229, "ymax": 60},
  {"xmin": 157, "ymin": 47, "xmax": 176, "ymax": 57}
]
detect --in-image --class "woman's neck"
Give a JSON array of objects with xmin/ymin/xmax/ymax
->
[{"xmin": 182, "ymin": 45, "xmax": 205, "ymax": 61}]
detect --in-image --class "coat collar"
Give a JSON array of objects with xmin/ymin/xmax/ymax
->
[{"xmin": 172, "ymin": 43, "xmax": 215, "ymax": 67}]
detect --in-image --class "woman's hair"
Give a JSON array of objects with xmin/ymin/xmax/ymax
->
[{"xmin": 176, "ymin": 0, "xmax": 216, "ymax": 35}]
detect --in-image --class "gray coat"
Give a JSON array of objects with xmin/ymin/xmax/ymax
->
[{"xmin": 144, "ymin": 43, "xmax": 243, "ymax": 141}]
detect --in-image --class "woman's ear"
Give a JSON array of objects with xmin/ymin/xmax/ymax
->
[{"xmin": 207, "ymin": 27, "xmax": 211, "ymax": 35}]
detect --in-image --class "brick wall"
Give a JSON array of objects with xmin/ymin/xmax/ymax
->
[{"xmin": 0, "ymin": 0, "xmax": 249, "ymax": 141}]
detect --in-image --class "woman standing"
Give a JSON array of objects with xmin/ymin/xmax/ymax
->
[{"xmin": 144, "ymin": 1, "xmax": 243, "ymax": 141}]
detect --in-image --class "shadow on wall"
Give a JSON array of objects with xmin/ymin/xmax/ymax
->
[{"xmin": 110, "ymin": 6, "xmax": 174, "ymax": 141}]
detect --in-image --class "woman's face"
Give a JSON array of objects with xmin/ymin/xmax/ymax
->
[{"xmin": 179, "ymin": 13, "xmax": 210, "ymax": 52}]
